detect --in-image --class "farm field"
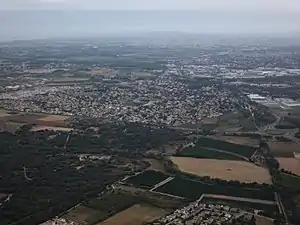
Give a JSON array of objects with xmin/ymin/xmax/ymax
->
[
  {"xmin": 208, "ymin": 135, "xmax": 259, "ymax": 148},
  {"xmin": 278, "ymin": 172, "xmax": 300, "ymax": 189},
  {"xmin": 268, "ymin": 141, "xmax": 300, "ymax": 157},
  {"xmin": 0, "ymin": 114, "xmax": 43, "ymax": 123},
  {"xmin": 0, "ymin": 109, "xmax": 71, "ymax": 128},
  {"xmin": 154, "ymin": 177, "xmax": 274, "ymax": 201},
  {"xmin": 30, "ymin": 125, "xmax": 73, "ymax": 132},
  {"xmin": 0, "ymin": 121, "xmax": 24, "ymax": 133},
  {"xmin": 0, "ymin": 109, "xmax": 16, "ymax": 117},
  {"xmin": 255, "ymin": 216, "xmax": 274, "ymax": 225},
  {"xmin": 99, "ymin": 204, "xmax": 169, "ymax": 225},
  {"xmin": 144, "ymin": 159, "xmax": 167, "ymax": 172},
  {"xmin": 277, "ymin": 157, "xmax": 300, "ymax": 176},
  {"xmin": 194, "ymin": 137, "xmax": 256, "ymax": 158},
  {"xmin": 62, "ymin": 205, "xmax": 102, "ymax": 225},
  {"xmin": 125, "ymin": 170, "xmax": 169, "ymax": 189},
  {"xmin": 170, "ymin": 157, "xmax": 272, "ymax": 184},
  {"xmin": 37, "ymin": 115, "xmax": 69, "ymax": 122},
  {"xmin": 62, "ymin": 193, "xmax": 141, "ymax": 225},
  {"xmin": 177, "ymin": 146, "xmax": 245, "ymax": 161}
]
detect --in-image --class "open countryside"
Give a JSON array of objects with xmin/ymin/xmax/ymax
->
[
  {"xmin": 30, "ymin": 125, "xmax": 73, "ymax": 132},
  {"xmin": 277, "ymin": 157, "xmax": 300, "ymax": 176},
  {"xmin": 99, "ymin": 204, "xmax": 169, "ymax": 225},
  {"xmin": 181, "ymin": 137, "xmax": 257, "ymax": 159},
  {"xmin": 268, "ymin": 141, "xmax": 300, "ymax": 157},
  {"xmin": 208, "ymin": 135, "xmax": 259, "ymax": 147},
  {"xmin": 170, "ymin": 157, "xmax": 272, "ymax": 184}
]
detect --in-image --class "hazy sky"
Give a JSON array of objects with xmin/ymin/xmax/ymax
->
[
  {"xmin": 1, "ymin": 0, "xmax": 300, "ymax": 12},
  {"xmin": 1, "ymin": 0, "xmax": 300, "ymax": 40}
]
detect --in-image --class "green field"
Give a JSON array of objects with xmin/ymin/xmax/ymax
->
[
  {"xmin": 185, "ymin": 137, "xmax": 256, "ymax": 158},
  {"xmin": 176, "ymin": 147, "xmax": 244, "ymax": 160},
  {"xmin": 125, "ymin": 170, "xmax": 169, "ymax": 189},
  {"xmin": 154, "ymin": 177, "xmax": 274, "ymax": 201},
  {"xmin": 278, "ymin": 172, "xmax": 300, "ymax": 189}
]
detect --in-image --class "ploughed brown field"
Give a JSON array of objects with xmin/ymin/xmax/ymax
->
[
  {"xmin": 268, "ymin": 141, "xmax": 300, "ymax": 157},
  {"xmin": 99, "ymin": 204, "xmax": 169, "ymax": 225},
  {"xmin": 170, "ymin": 157, "xmax": 272, "ymax": 184},
  {"xmin": 0, "ymin": 109, "xmax": 71, "ymax": 129},
  {"xmin": 277, "ymin": 157, "xmax": 300, "ymax": 176}
]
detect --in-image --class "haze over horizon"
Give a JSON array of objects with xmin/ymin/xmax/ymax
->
[{"xmin": 1, "ymin": 0, "xmax": 300, "ymax": 41}]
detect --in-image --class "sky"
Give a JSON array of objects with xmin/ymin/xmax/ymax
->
[
  {"xmin": 0, "ymin": 0, "xmax": 300, "ymax": 40},
  {"xmin": 1, "ymin": 0, "xmax": 300, "ymax": 12}
]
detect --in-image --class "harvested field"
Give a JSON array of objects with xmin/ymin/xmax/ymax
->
[
  {"xmin": 38, "ymin": 115, "xmax": 69, "ymax": 122},
  {"xmin": 99, "ymin": 204, "xmax": 168, "ymax": 225},
  {"xmin": 1, "ymin": 114, "xmax": 43, "ymax": 123},
  {"xmin": 62, "ymin": 205, "xmax": 101, "ymax": 225},
  {"xmin": 208, "ymin": 135, "xmax": 259, "ymax": 148},
  {"xmin": 30, "ymin": 125, "xmax": 72, "ymax": 132},
  {"xmin": 268, "ymin": 141, "xmax": 300, "ymax": 157},
  {"xmin": 0, "ymin": 112, "xmax": 70, "ymax": 127},
  {"xmin": 277, "ymin": 157, "xmax": 300, "ymax": 176},
  {"xmin": 170, "ymin": 157, "xmax": 272, "ymax": 184}
]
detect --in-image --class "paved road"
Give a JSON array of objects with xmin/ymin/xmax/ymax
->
[
  {"xmin": 150, "ymin": 177, "xmax": 174, "ymax": 191},
  {"xmin": 275, "ymin": 192, "xmax": 289, "ymax": 225}
]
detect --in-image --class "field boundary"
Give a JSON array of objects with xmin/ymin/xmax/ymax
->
[
  {"xmin": 202, "ymin": 147, "xmax": 249, "ymax": 161},
  {"xmin": 200, "ymin": 194, "xmax": 277, "ymax": 205}
]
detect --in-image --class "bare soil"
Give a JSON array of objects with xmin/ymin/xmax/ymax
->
[
  {"xmin": 268, "ymin": 141, "xmax": 300, "ymax": 157},
  {"xmin": 170, "ymin": 157, "xmax": 272, "ymax": 184},
  {"xmin": 277, "ymin": 157, "xmax": 300, "ymax": 176}
]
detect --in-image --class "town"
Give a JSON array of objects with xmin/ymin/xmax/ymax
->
[{"xmin": 0, "ymin": 37, "xmax": 300, "ymax": 225}]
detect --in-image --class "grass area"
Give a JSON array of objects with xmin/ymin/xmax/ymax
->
[
  {"xmin": 62, "ymin": 205, "xmax": 102, "ymax": 225},
  {"xmin": 69, "ymin": 193, "xmax": 141, "ymax": 224},
  {"xmin": 98, "ymin": 204, "xmax": 169, "ymax": 225},
  {"xmin": 177, "ymin": 147, "xmax": 244, "ymax": 160},
  {"xmin": 125, "ymin": 170, "xmax": 169, "ymax": 189},
  {"xmin": 194, "ymin": 137, "xmax": 256, "ymax": 158},
  {"xmin": 278, "ymin": 172, "xmax": 300, "ymax": 189},
  {"xmin": 154, "ymin": 177, "xmax": 274, "ymax": 201}
]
